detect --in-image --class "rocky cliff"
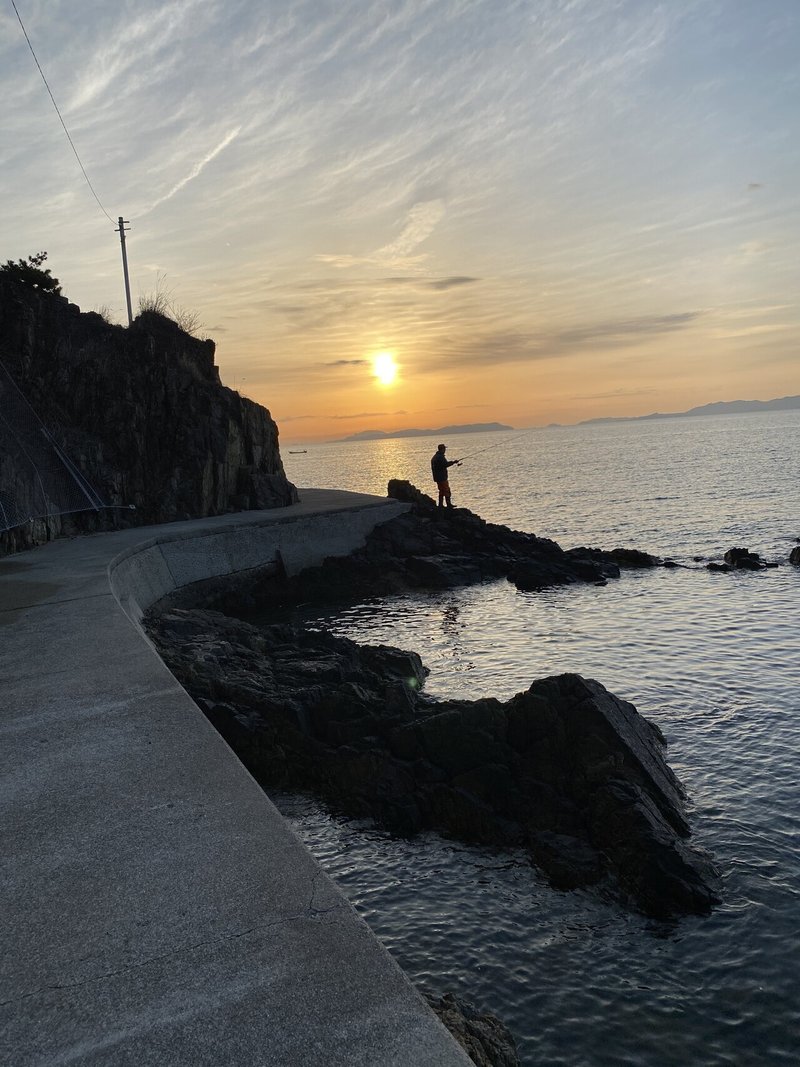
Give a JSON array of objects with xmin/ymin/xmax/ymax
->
[{"xmin": 0, "ymin": 274, "xmax": 297, "ymax": 553}]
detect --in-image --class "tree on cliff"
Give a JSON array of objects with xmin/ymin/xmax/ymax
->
[{"xmin": 1, "ymin": 251, "xmax": 61, "ymax": 294}]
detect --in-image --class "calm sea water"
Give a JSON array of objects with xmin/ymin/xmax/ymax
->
[{"xmin": 278, "ymin": 413, "xmax": 800, "ymax": 1066}]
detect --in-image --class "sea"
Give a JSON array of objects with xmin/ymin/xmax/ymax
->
[{"xmin": 278, "ymin": 411, "xmax": 800, "ymax": 1067}]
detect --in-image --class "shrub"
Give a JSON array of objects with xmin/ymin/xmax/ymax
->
[
  {"xmin": 0, "ymin": 251, "xmax": 61, "ymax": 293},
  {"xmin": 137, "ymin": 273, "xmax": 204, "ymax": 336},
  {"xmin": 91, "ymin": 304, "xmax": 114, "ymax": 324}
]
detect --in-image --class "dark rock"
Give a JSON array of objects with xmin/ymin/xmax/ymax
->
[
  {"xmin": 507, "ymin": 561, "xmax": 572, "ymax": 591},
  {"xmin": 723, "ymin": 547, "xmax": 765, "ymax": 570},
  {"xmin": 588, "ymin": 778, "xmax": 720, "ymax": 918},
  {"xmin": 528, "ymin": 830, "xmax": 604, "ymax": 890},
  {"xmin": 242, "ymin": 480, "xmax": 624, "ymax": 607},
  {"xmin": 0, "ymin": 275, "xmax": 297, "ymax": 554},
  {"xmin": 707, "ymin": 562, "xmax": 730, "ymax": 572},
  {"xmin": 427, "ymin": 993, "xmax": 520, "ymax": 1067},
  {"xmin": 387, "ymin": 479, "xmax": 437, "ymax": 507},
  {"xmin": 607, "ymin": 547, "xmax": 662, "ymax": 567},
  {"xmin": 569, "ymin": 546, "xmax": 663, "ymax": 569},
  {"xmin": 146, "ymin": 608, "xmax": 721, "ymax": 919},
  {"xmin": 789, "ymin": 546, "xmax": 800, "ymax": 566}
]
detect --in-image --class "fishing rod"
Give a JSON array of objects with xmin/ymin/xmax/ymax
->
[{"xmin": 455, "ymin": 427, "xmax": 536, "ymax": 464}]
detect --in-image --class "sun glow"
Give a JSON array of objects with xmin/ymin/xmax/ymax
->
[{"xmin": 372, "ymin": 351, "xmax": 398, "ymax": 386}]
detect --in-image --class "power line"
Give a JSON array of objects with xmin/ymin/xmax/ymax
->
[{"xmin": 10, "ymin": 0, "xmax": 116, "ymax": 226}]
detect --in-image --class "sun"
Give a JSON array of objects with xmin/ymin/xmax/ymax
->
[{"xmin": 372, "ymin": 351, "xmax": 398, "ymax": 386}]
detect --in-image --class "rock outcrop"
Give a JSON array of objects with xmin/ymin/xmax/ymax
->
[
  {"xmin": 723, "ymin": 547, "xmax": 770, "ymax": 570},
  {"xmin": 147, "ymin": 607, "xmax": 721, "ymax": 920},
  {"xmin": 427, "ymin": 993, "xmax": 520, "ymax": 1067},
  {"xmin": 254, "ymin": 479, "xmax": 694, "ymax": 605},
  {"xmin": 202, "ymin": 478, "xmax": 619, "ymax": 610},
  {"xmin": 0, "ymin": 275, "xmax": 297, "ymax": 554},
  {"xmin": 707, "ymin": 547, "xmax": 781, "ymax": 572}
]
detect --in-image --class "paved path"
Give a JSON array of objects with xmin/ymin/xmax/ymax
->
[{"xmin": 1, "ymin": 491, "xmax": 471, "ymax": 1066}]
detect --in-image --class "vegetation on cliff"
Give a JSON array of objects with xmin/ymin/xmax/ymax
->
[{"xmin": 0, "ymin": 251, "xmax": 61, "ymax": 294}]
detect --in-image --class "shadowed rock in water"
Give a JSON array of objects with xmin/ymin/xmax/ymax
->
[
  {"xmin": 427, "ymin": 993, "xmax": 520, "ymax": 1067},
  {"xmin": 723, "ymin": 547, "xmax": 767, "ymax": 570},
  {"xmin": 147, "ymin": 608, "xmax": 721, "ymax": 921}
]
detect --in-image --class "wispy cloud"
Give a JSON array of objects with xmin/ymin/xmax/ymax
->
[
  {"xmin": 725, "ymin": 240, "xmax": 769, "ymax": 265},
  {"xmin": 144, "ymin": 126, "xmax": 241, "ymax": 214},
  {"xmin": 2, "ymin": 0, "xmax": 798, "ymax": 427},
  {"xmin": 281, "ymin": 409, "xmax": 406, "ymax": 422},
  {"xmin": 426, "ymin": 276, "xmax": 479, "ymax": 290},
  {"xmin": 330, "ymin": 410, "xmax": 407, "ymax": 420},
  {"xmin": 375, "ymin": 199, "xmax": 446, "ymax": 263},
  {"xmin": 571, "ymin": 387, "xmax": 659, "ymax": 401},
  {"xmin": 428, "ymin": 312, "xmax": 702, "ymax": 371},
  {"xmin": 316, "ymin": 198, "xmax": 447, "ymax": 269}
]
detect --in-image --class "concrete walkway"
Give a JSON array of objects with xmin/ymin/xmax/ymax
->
[{"xmin": 1, "ymin": 491, "xmax": 471, "ymax": 1066}]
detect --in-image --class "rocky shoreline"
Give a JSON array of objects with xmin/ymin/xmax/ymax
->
[
  {"xmin": 146, "ymin": 483, "xmax": 721, "ymax": 921},
  {"xmin": 149, "ymin": 607, "xmax": 720, "ymax": 921},
  {"xmin": 143, "ymin": 482, "xmax": 729, "ymax": 1067}
]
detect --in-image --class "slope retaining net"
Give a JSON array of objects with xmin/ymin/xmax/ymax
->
[{"xmin": 0, "ymin": 358, "xmax": 106, "ymax": 532}]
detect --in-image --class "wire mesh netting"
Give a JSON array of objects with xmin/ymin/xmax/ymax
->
[{"xmin": 0, "ymin": 359, "xmax": 105, "ymax": 532}]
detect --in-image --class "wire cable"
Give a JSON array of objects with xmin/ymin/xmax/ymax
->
[{"xmin": 10, "ymin": 0, "xmax": 116, "ymax": 226}]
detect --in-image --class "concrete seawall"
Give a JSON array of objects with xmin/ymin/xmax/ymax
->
[{"xmin": 1, "ymin": 491, "xmax": 472, "ymax": 1066}]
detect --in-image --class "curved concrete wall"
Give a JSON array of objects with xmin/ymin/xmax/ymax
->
[
  {"xmin": 2, "ymin": 492, "xmax": 471, "ymax": 1067},
  {"xmin": 109, "ymin": 497, "xmax": 409, "ymax": 628}
]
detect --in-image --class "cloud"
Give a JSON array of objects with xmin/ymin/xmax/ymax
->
[
  {"xmin": 725, "ymin": 240, "xmax": 769, "ymax": 265},
  {"xmin": 557, "ymin": 312, "xmax": 698, "ymax": 346},
  {"xmin": 316, "ymin": 199, "xmax": 446, "ymax": 269},
  {"xmin": 66, "ymin": 1, "xmax": 206, "ymax": 112},
  {"xmin": 570, "ymin": 387, "xmax": 658, "ymax": 401},
  {"xmin": 426, "ymin": 276, "xmax": 480, "ymax": 290},
  {"xmin": 4, "ymin": 0, "xmax": 797, "ymax": 419},
  {"xmin": 380, "ymin": 275, "xmax": 480, "ymax": 290},
  {"xmin": 429, "ymin": 312, "xmax": 702, "ymax": 371},
  {"xmin": 375, "ymin": 199, "xmax": 445, "ymax": 261},
  {"xmin": 711, "ymin": 323, "xmax": 792, "ymax": 340},
  {"xmin": 281, "ymin": 409, "xmax": 406, "ymax": 422},
  {"xmin": 144, "ymin": 126, "xmax": 241, "ymax": 213},
  {"xmin": 329, "ymin": 410, "xmax": 407, "ymax": 420}
]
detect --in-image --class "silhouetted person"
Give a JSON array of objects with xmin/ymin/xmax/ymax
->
[{"xmin": 431, "ymin": 443, "xmax": 461, "ymax": 508}]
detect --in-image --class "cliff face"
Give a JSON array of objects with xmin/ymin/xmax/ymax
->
[{"xmin": 0, "ymin": 276, "xmax": 297, "ymax": 554}]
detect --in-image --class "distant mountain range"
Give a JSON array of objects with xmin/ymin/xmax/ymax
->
[
  {"xmin": 330, "ymin": 397, "xmax": 799, "ymax": 444},
  {"xmin": 334, "ymin": 422, "xmax": 513, "ymax": 443},
  {"xmin": 577, "ymin": 395, "xmax": 800, "ymax": 426}
]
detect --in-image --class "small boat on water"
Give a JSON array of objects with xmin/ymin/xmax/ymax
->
[{"xmin": 288, "ymin": 450, "xmax": 308, "ymax": 454}]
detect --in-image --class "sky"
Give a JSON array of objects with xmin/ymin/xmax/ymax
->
[{"xmin": 2, "ymin": 0, "xmax": 798, "ymax": 442}]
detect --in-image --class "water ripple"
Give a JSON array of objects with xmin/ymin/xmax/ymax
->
[{"xmin": 276, "ymin": 413, "xmax": 800, "ymax": 1066}]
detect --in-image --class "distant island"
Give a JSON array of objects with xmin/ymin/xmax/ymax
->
[
  {"xmin": 330, "ymin": 396, "xmax": 800, "ymax": 444},
  {"xmin": 576, "ymin": 395, "xmax": 800, "ymax": 427},
  {"xmin": 334, "ymin": 422, "xmax": 513, "ymax": 443}
]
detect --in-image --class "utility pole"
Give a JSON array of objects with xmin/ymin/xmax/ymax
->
[{"xmin": 116, "ymin": 217, "xmax": 133, "ymax": 325}]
